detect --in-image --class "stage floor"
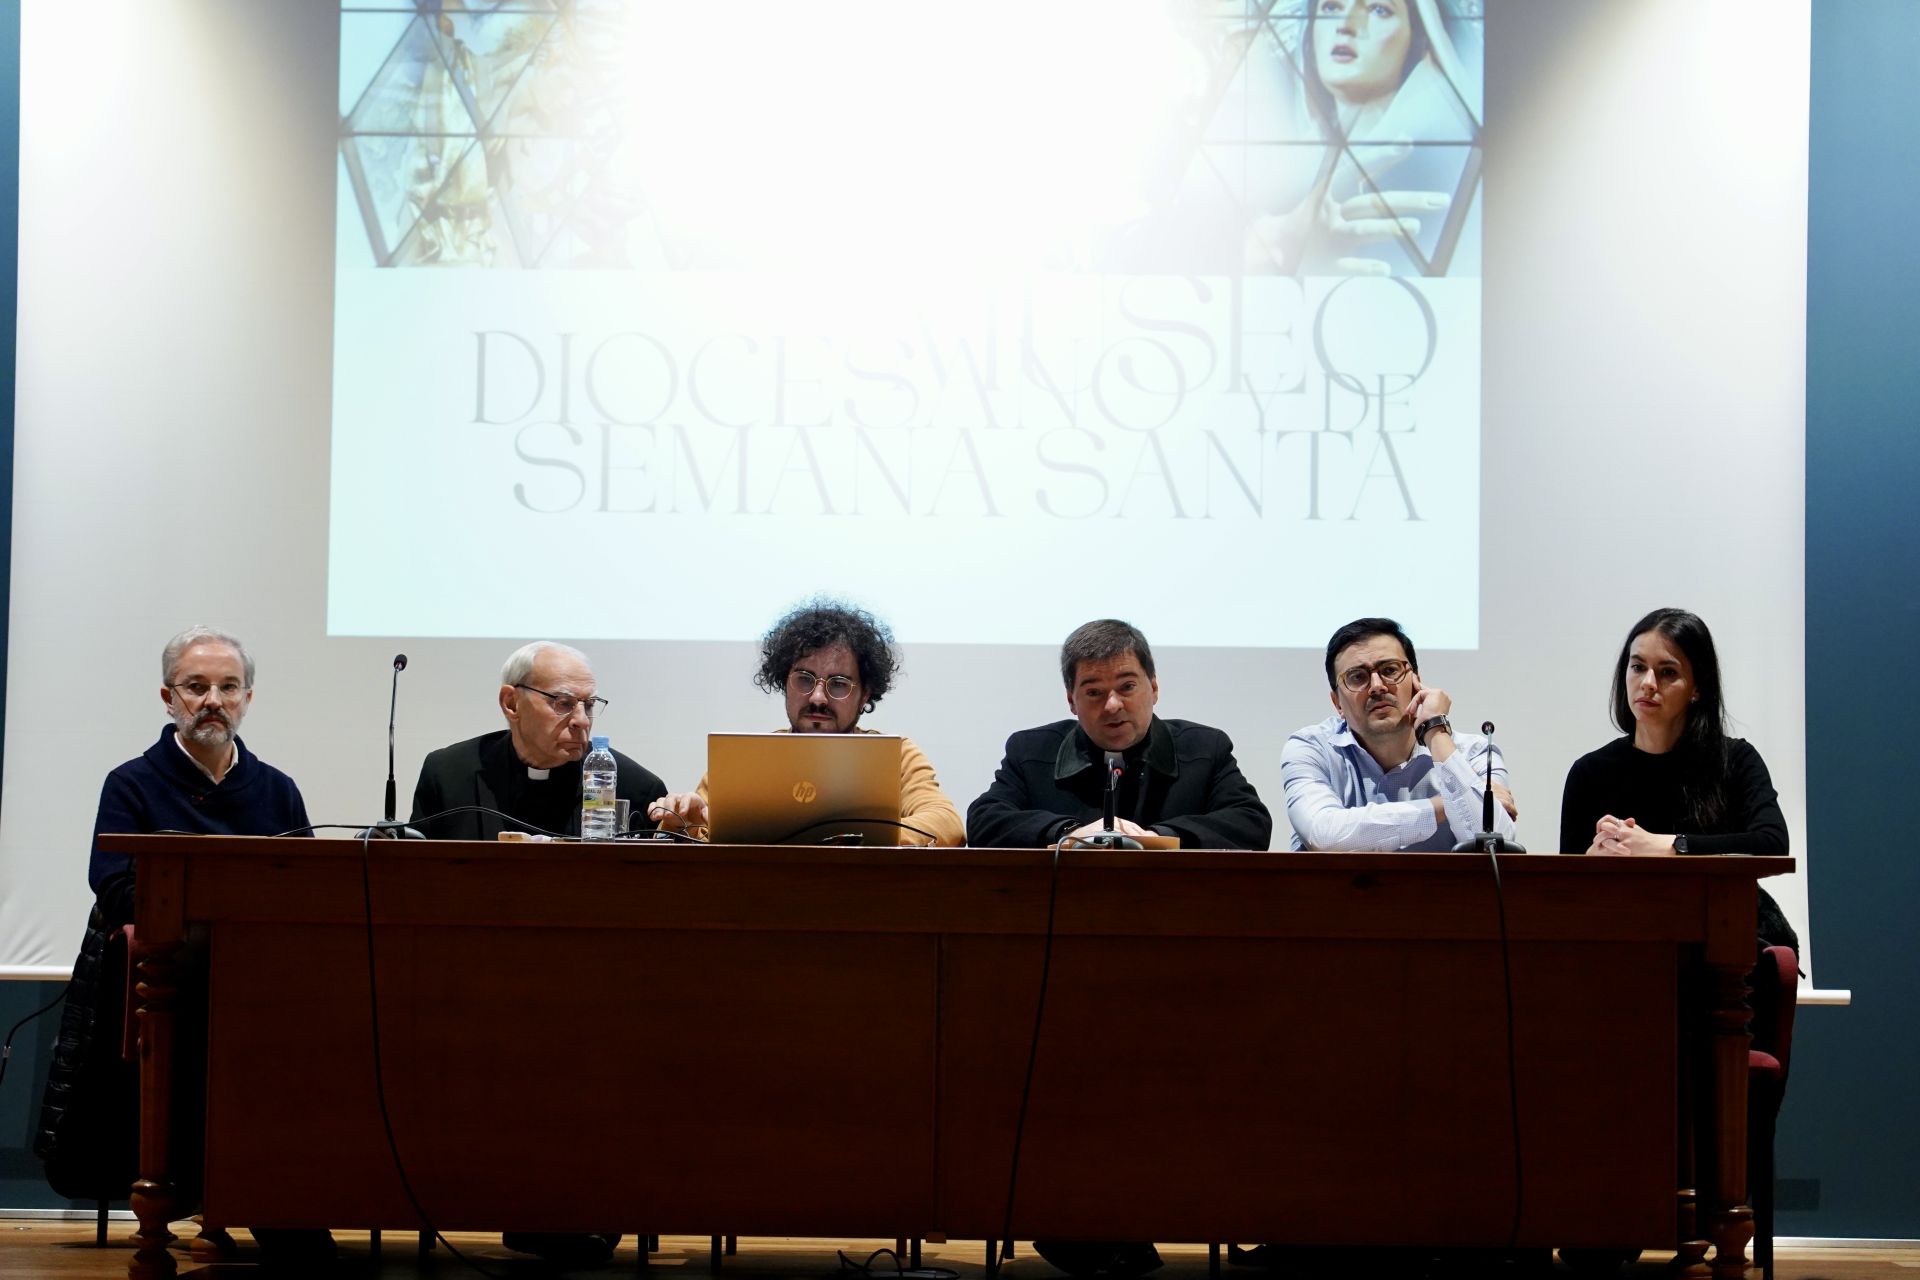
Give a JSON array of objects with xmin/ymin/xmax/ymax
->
[{"xmin": 0, "ymin": 1226, "xmax": 1912, "ymax": 1280}]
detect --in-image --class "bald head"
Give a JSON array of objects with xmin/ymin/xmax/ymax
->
[{"xmin": 498, "ymin": 641, "xmax": 599, "ymax": 769}]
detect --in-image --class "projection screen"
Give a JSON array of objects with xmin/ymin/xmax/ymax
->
[
  {"xmin": 3, "ymin": 1, "xmax": 1811, "ymax": 980},
  {"xmin": 330, "ymin": 1, "xmax": 1486, "ymax": 647}
]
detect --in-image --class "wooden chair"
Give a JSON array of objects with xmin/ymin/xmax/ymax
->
[{"xmin": 1746, "ymin": 945, "xmax": 1800, "ymax": 1280}]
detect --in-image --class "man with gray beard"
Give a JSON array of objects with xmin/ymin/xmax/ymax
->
[
  {"xmin": 72, "ymin": 627, "xmax": 328, "ymax": 1264},
  {"xmin": 87, "ymin": 626, "xmax": 310, "ymax": 927}
]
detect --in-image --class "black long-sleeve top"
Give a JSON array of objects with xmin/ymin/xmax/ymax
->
[
  {"xmin": 1559, "ymin": 735, "xmax": 1796, "ymax": 952},
  {"xmin": 1558, "ymin": 735, "xmax": 1787, "ymax": 857}
]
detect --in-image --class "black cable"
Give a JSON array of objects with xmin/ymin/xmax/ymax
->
[
  {"xmin": 357, "ymin": 829, "xmax": 505, "ymax": 1279},
  {"xmin": 834, "ymin": 1245, "xmax": 960, "ymax": 1280},
  {"xmin": 767, "ymin": 816, "xmax": 946, "ymax": 846},
  {"xmin": 0, "ymin": 982, "xmax": 70, "ymax": 1094},
  {"xmin": 992, "ymin": 838, "xmax": 1070, "ymax": 1276},
  {"xmin": 275, "ymin": 812, "xmax": 705, "ymax": 844},
  {"xmin": 840, "ymin": 1247, "xmax": 904, "ymax": 1274},
  {"xmin": 1480, "ymin": 845, "xmax": 1525, "ymax": 1250},
  {"xmin": 615, "ymin": 825, "xmax": 708, "ymax": 844},
  {"xmin": 275, "ymin": 806, "xmax": 573, "ymax": 840},
  {"xmin": 1455, "ymin": 722, "xmax": 1526, "ymax": 1252}
]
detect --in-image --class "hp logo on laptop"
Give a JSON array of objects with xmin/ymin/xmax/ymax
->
[{"xmin": 791, "ymin": 780, "xmax": 818, "ymax": 803}]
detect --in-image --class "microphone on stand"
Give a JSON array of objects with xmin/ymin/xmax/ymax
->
[
  {"xmin": 1452, "ymin": 721, "xmax": 1526, "ymax": 855},
  {"xmin": 361, "ymin": 653, "xmax": 424, "ymax": 839},
  {"xmin": 385, "ymin": 656, "xmax": 405, "ymax": 825},
  {"xmin": 1103, "ymin": 751, "xmax": 1122, "ymax": 833},
  {"xmin": 1077, "ymin": 751, "xmax": 1144, "ymax": 850}
]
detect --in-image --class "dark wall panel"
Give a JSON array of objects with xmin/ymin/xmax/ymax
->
[{"xmin": 1781, "ymin": 0, "xmax": 1920, "ymax": 1241}]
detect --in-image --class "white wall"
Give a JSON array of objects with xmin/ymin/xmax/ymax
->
[{"xmin": 3, "ymin": 1, "xmax": 1811, "ymax": 972}]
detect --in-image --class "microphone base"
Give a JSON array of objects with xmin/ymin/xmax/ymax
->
[
  {"xmin": 358, "ymin": 821, "xmax": 426, "ymax": 840},
  {"xmin": 1069, "ymin": 831, "xmax": 1146, "ymax": 850},
  {"xmin": 1452, "ymin": 834, "xmax": 1528, "ymax": 854}
]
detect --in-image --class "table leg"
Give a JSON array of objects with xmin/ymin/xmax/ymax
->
[
  {"xmin": 1705, "ymin": 958, "xmax": 1754, "ymax": 1280},
  {"xmin": 128, "ymin": 942, "xmax": 181, "ymax": 1280},
  {"xmin": 1676, "ymin": 967, "xmax": 1710, "ymax": 1279}
]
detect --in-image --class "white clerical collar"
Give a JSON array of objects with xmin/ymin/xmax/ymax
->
[
  {"xmin": 527, "ymin": 766, "xmax": 550, "ymax": 780},
  {"xmin": 172, "ymin": 730, "xmax": 237, "ymax": 783}
]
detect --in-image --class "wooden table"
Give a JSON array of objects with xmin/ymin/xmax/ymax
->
[{"xmin": 108, "ymin": 836, "xmax": 1788, "ymax": 1280}]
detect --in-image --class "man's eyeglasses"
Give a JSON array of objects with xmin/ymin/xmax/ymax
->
[
  {"xmin": 514, "ymin": 683, "xmax": 608, "ymax": 720},
  {"xmin": 1338, "ymin": 659, "xmax": 1413, "ymax": 692},
  {"xmin": 788, "ymin": 670, "xmax": 857, "ymax": 702},
  {"xmin": 169, "ymin": 681, "xmax": 248, "ymax": 702}
]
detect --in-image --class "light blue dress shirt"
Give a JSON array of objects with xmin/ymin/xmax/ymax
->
[{"xmin": 1280, "ymin": 714, "xmax": 1516, "ymax": 852}]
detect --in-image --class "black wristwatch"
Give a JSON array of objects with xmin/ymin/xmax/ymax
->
[
  {"xmin": 1673, "ymin": 834, "xmax": 1690, "ymax": 855},
  {"xmin": 1414, "ymin": 714, "xmax": 1452, "ymax": 746}
]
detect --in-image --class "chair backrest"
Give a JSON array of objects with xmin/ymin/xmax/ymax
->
[{"xmin": 1759, "ymin": 945, "xmax": 1800, "ymax": 1075}]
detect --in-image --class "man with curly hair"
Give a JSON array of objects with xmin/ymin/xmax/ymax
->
[{"xmin": 650, "ymin": 599, "xmax": 965, "ymax": 845}]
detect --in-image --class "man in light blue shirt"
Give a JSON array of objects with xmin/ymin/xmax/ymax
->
[{"xmin": 1282, "ymin": 617, "xmax": 1518, "ymax": 851}]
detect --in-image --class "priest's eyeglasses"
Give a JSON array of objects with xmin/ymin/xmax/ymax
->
[
  {"xmin": 788, "ymin": 670, "xmax": 857, "ymax": 702},
  {"xmin": 514, "ymin": 683, "xmax": 608, "ymax": 720},
  {"xmin": 170, "ymin": 681, "xmax": 249, "ymax": 702},
  {"xmin": 1338, "ymin": 659, "xmax": 1413, "ymax": 692}
]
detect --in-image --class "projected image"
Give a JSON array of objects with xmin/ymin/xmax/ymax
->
[
  {"xmin": 338, "ymin": 2, "xmax": 1482, "ymax": 276},
  {"xmin": 339, "ymin": 4, "xmax": 641, "ymax": 268},
  {"xmin": 1121, "ymin": 0, "xmax": 1483, "ymax": 277},
  {"xmin": 331, "ymin": 1, "xmax": 1485, "ymax": 648}
]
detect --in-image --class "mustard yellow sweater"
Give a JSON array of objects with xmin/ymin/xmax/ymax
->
[{"xmin": 695, "ymin": 728, "xmax": 965, "ymax": 846}]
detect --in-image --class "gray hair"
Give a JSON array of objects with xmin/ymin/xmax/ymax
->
[
  {"xmin": 161, "ymin": 626, "xmax": 256, "ymax": 688},
  {"xmin": 1059, "ymin": 619, "xmax": 1155, "ymax": 690},
  {"xmin": 500, "ymin": 640, "xmax": 591, "ymax": 687}
]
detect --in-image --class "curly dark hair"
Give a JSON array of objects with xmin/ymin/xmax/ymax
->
[{"xmin": 753, "ymin": 598, "xmax": 900, "ymax": 713}]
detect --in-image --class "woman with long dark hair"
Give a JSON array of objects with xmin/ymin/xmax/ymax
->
[{"xmin": 1560, "ymin": 607, "xmax": 1797, "ymax": 952}]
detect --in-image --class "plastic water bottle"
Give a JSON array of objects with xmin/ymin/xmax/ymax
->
[{"xmin": 580, "ymin": 736, "xmax": 618, "ymax": 840}]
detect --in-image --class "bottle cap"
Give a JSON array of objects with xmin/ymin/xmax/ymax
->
[{"xmin": 591, "ymin": 735, "xmax": 609, "ymax": 751}]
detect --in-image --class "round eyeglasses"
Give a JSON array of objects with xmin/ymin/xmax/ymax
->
[
  {"xmin": 1338, "ymin": 659, "xmax": 1412, "ymax": 693},
  {"xmin": 788, "ymin": 670, "xmax": 857, "ymax": 702}
]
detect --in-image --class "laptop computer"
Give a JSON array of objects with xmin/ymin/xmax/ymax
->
[{"xmin": 706, "ymin": 732, "xmax": 904, "ymax": 846}]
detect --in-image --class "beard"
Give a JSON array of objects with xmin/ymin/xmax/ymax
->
[{"xmin": 179, "ymin": 710, "xmax": 237, "ymax": 748}]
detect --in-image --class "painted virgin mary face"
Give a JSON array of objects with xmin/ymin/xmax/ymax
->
[{"xmin": 1314, "ymin": 0, "xmax": 1415, "ymax": 106}]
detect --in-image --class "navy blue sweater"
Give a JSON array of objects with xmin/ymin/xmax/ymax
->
[{"xmin": 89, "ymin": 726, "xmax": 311, "ymax": 927}]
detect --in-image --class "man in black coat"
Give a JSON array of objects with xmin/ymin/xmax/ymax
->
[
  {"xmin": 967, "ymin": 619, "xmax": 1271, "ymax": 1277},
  {"xmin": 967, "ymin": 619, "xmax": 1271, "ymax": 851},
  {"xmin": 411, "ymin": 640, "xmax": 666, "ymax": 841},
  {"xmin": 409, "ymin": 640, "xmax": 666, "ymax": 1266}
]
